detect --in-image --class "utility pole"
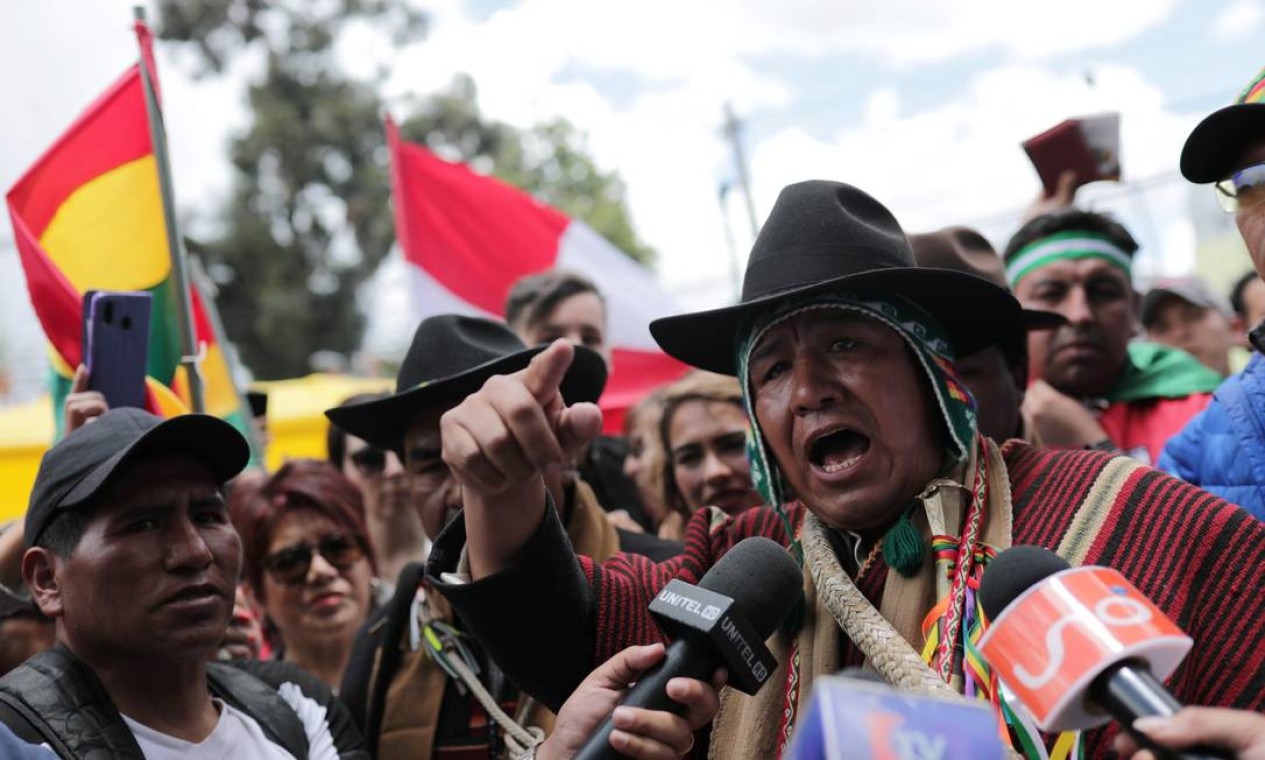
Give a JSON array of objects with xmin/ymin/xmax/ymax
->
[
  {"xmin": 717, "ymin": 183, "xmax": 742, "ymax": 301},
  {"xmin": 722, "ymin": 102, "xmax": 760, "ymax": 241}
]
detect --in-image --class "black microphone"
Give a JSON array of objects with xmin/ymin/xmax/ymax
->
[
  {"xmin": 573, "ymin": 537, "xmax": 803, "ymax": 760},
  {"xmin": 978, "ymin": 546, "xmax": 1234, "ymax": 760}
]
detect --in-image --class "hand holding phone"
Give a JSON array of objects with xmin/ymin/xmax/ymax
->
[{"xmin": 64, "ymin": 364, "xmax": 109, "ymax": 436}]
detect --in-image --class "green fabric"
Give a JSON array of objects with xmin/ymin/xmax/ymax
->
[
  {"xmin": 882, "ymin": 508, "xmax": 925, "ymax": 577},
  {"xmin": 49, "ymin": 366, "xmax": 72, "ymax": 441},
  {"xmin": 735, "ymin": 290, "xmax": 979, "ymax": 565},
  {"xmin": 146, "ymin": 280, "xmax": 183, "ymax": 384},
  {"xmin": 1107, "ymin": 342, "xmax": 1224, "ymax": 403}
]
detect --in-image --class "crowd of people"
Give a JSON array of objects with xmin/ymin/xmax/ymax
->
[{"xmin": 0, "ymin": 61, "xmax": 1264, "ymax": 760}]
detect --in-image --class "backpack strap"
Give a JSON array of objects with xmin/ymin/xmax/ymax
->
[
  {"xmin": 208, "ymin": 662, "xmax": 310, "ymax": 759},
  {"xmin": 0, "ymin": 646, "xmax": 145, "ymax": 759}
]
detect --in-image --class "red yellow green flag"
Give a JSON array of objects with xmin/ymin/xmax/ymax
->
[{"xmin": 6, "ymin": 20, "xmax": 244, "ymax": 438}]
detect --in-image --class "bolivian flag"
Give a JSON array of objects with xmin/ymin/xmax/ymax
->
[{"xmin": 6, "ymin": 21, "xmax": 244, "ymax": 438}]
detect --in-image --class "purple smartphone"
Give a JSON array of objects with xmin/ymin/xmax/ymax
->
[{"xmin": 84, "ymin": 291, "xmax": 152, "ymax": 410}]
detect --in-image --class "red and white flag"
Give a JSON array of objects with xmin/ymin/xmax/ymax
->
[{"xmin": 386, "ymin": 118, "xmax": 688, "ymax": 431}]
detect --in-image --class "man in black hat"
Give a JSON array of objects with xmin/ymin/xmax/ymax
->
[
  {"xmin": 0, "ymin": 408, "xmax": 367, "ymax": 758},
  {"xmin": 424, "ymin": 181, "xmax": 1265, "ymax": 759},
  {"xmin": 1156, "ymin": 64, "xmax": 1265, "ymax": 521},
  {"xmin": 326, "ymin": 314, "xmax": 681, "ymax": 758},
  {"xmin": 908, "ymin": 225, "xmax": 1063, "ymax": 443}
]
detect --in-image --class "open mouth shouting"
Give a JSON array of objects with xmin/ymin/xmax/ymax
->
[{"xmin": 808, "ymin": 426, "xmax": 872, "ymax": 478}]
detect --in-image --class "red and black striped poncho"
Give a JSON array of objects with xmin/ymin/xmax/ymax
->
[{"xmin": 430, "ymin": 441, "xmax": 1265, "ymax": 759}]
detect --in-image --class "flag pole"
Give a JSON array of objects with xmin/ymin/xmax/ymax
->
[
  {"xmin": 133, "ymin": 5, "xmax": 205, "ymax": 413},
  {"xmin": 188, "ymin": 255, "xmax": 265, "ymax": 464}
]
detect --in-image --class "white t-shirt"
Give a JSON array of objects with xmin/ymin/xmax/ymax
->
[
  {"xmin": 122, "ymin": 700, "xmax": 294, "ymax": 760},
  {"xmin": 118, "ymin": 683, "xmax": 339, "ymax": 760}
]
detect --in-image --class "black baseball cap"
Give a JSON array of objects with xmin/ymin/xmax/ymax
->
[
  {"xmin": 25, "ymin": 408, "xmax": 250, "ymax": 548},
  {"xmin": 1181, "ymin": 66, "xmax": 1265, "ymax": 183}
]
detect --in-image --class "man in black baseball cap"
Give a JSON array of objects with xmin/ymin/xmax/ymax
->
[{"xmin": 0, "ymin": 408, "xmax": 367, "ymax": 758}]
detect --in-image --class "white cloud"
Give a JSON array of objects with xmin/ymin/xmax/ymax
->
[
  {"xmin": 701, "ymin": 0, "xmax": 1178, "ymax": 65},
  {"xmin": 0, "ymin": 0, "xmax": 1226, "ymax": 392},
  {"xmin": 1211, "ymin": 0, "xmax": 1265, "ymax": 41},
  {"xmin": 746, "ymin": 65, "xmax": 1204, "ymax": 276},
  {"xmin": 371, "ymin": 0, "xmax": 1194, "ymax": 316}
]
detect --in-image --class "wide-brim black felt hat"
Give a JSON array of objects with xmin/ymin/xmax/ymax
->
[
  {"xmin": 650, "ymin": 181, "xmax": 1028, "ymax": 375},
  {"xmin": 908, "ymin": 226, "xmax": 1065, "ymax": 366},
  {"xmin": 326, "ymin": 315, "xmax": 607, "ymax": 454}
]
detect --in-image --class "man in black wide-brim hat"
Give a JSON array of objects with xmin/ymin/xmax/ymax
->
[
  {"xmin": 327, "ymin": 314, "xmax": 681, "ymax": 757},
  {"xmin": 425, "ymin": 182, "xmax": 1265, "ymax": 758}
]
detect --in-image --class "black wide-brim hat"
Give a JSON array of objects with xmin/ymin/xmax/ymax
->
[
  {"xmin": 1181, "ymin": 102, "xmax": 1265, "ymax": 184},
  {"xmin": 651, "ymin": 181, "xmax": 1029, "ymax": 375},
  {"xmin": 908, "ymin": 226, "xmax": 1065, "ymax": 365},
  {"xmin": 326, "ymin": 315, "xmax": 607, "ymax": 454}
]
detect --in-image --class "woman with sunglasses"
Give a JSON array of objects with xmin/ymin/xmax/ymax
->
[
  {"xmin": 330, "ymin": 392, "xmax": 427, "ymax": 585},
  {"xmin": 234, "ymin": 459, "xmax": 378, "ymax": 691}
]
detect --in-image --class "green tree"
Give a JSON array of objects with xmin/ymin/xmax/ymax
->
[{"xmin": 158, "ymin": 1, "xmax": 653, "ymax": 380}]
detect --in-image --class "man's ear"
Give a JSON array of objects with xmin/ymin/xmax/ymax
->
[
  {"xmin": 22, "ymin": 548, "xmax": 65, "ymax": 619},
  {"xmin": 1131, "ymin": 290, "xmax": 1144, "ymax": 337}
]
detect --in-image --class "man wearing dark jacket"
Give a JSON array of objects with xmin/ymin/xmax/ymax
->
[{"xmin": 0, "ymin": 408, "xmax": 366, "ymax": 759}]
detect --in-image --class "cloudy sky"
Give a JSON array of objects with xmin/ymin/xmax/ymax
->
[{"xmin": 1, "ymin": 0, "xmax": 1262, "ymax": 393}]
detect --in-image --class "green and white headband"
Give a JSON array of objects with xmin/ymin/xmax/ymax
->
[{"xmin": 1005, "ymin": 231, "xmax": 1132, "ymax": 288}]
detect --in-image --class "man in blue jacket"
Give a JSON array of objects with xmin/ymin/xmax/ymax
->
[{"xmin": 1159, "ymin": 65, "xmax": 1265, "ymax": 520}]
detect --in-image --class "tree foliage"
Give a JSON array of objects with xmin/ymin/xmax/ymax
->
[{"xmin": 158, "ymin": 0, "xmax": 652, "ymax": 379}]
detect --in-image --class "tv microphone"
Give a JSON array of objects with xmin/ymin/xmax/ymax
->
[
  {"xmin": 977, "ymin": 546, "xmax": 1233, "ymax": 760},
  {"xmin": 784, "ymin": 669, "xmax": 1007, "ymax": 760},
  {"xmin": 572, "ymin": 537, "xmax": 803, "ymax": 760}
]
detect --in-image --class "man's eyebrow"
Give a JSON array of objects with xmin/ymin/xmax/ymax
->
[{"xmin": 108, "ymin": 502, "xmax": 175, "ymax": 523}]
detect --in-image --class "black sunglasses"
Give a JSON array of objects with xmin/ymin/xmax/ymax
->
[
  {"xmin": 262, "ymin": 533, "xmax": 364, "ymax": 585},
  {"xmin": 349, "ymin": 446, "xmax": 388, "ymax": 475}
]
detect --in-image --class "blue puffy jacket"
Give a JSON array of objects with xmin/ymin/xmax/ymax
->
[{"xmin": 1159, "ymin": 351, "xmax": 1265, "ymax": 519}]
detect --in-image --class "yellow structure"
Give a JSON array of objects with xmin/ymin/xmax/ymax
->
[{"xmin": 0, "ymin": 374, "xmax": 392, "ymax": 522}]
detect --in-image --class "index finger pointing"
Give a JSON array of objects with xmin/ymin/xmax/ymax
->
[{"xmin": 515, "ymin": 339, "xmax": 575, "ymax": 404}]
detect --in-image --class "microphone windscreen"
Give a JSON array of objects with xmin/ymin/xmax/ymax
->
[
  {"xmin": 698, "ymin": 537, "xmax": 803, "ymax": 638},
  {"xmin": 979, "ymin": 545, "xmax": 1071, "ymax": 621}
]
